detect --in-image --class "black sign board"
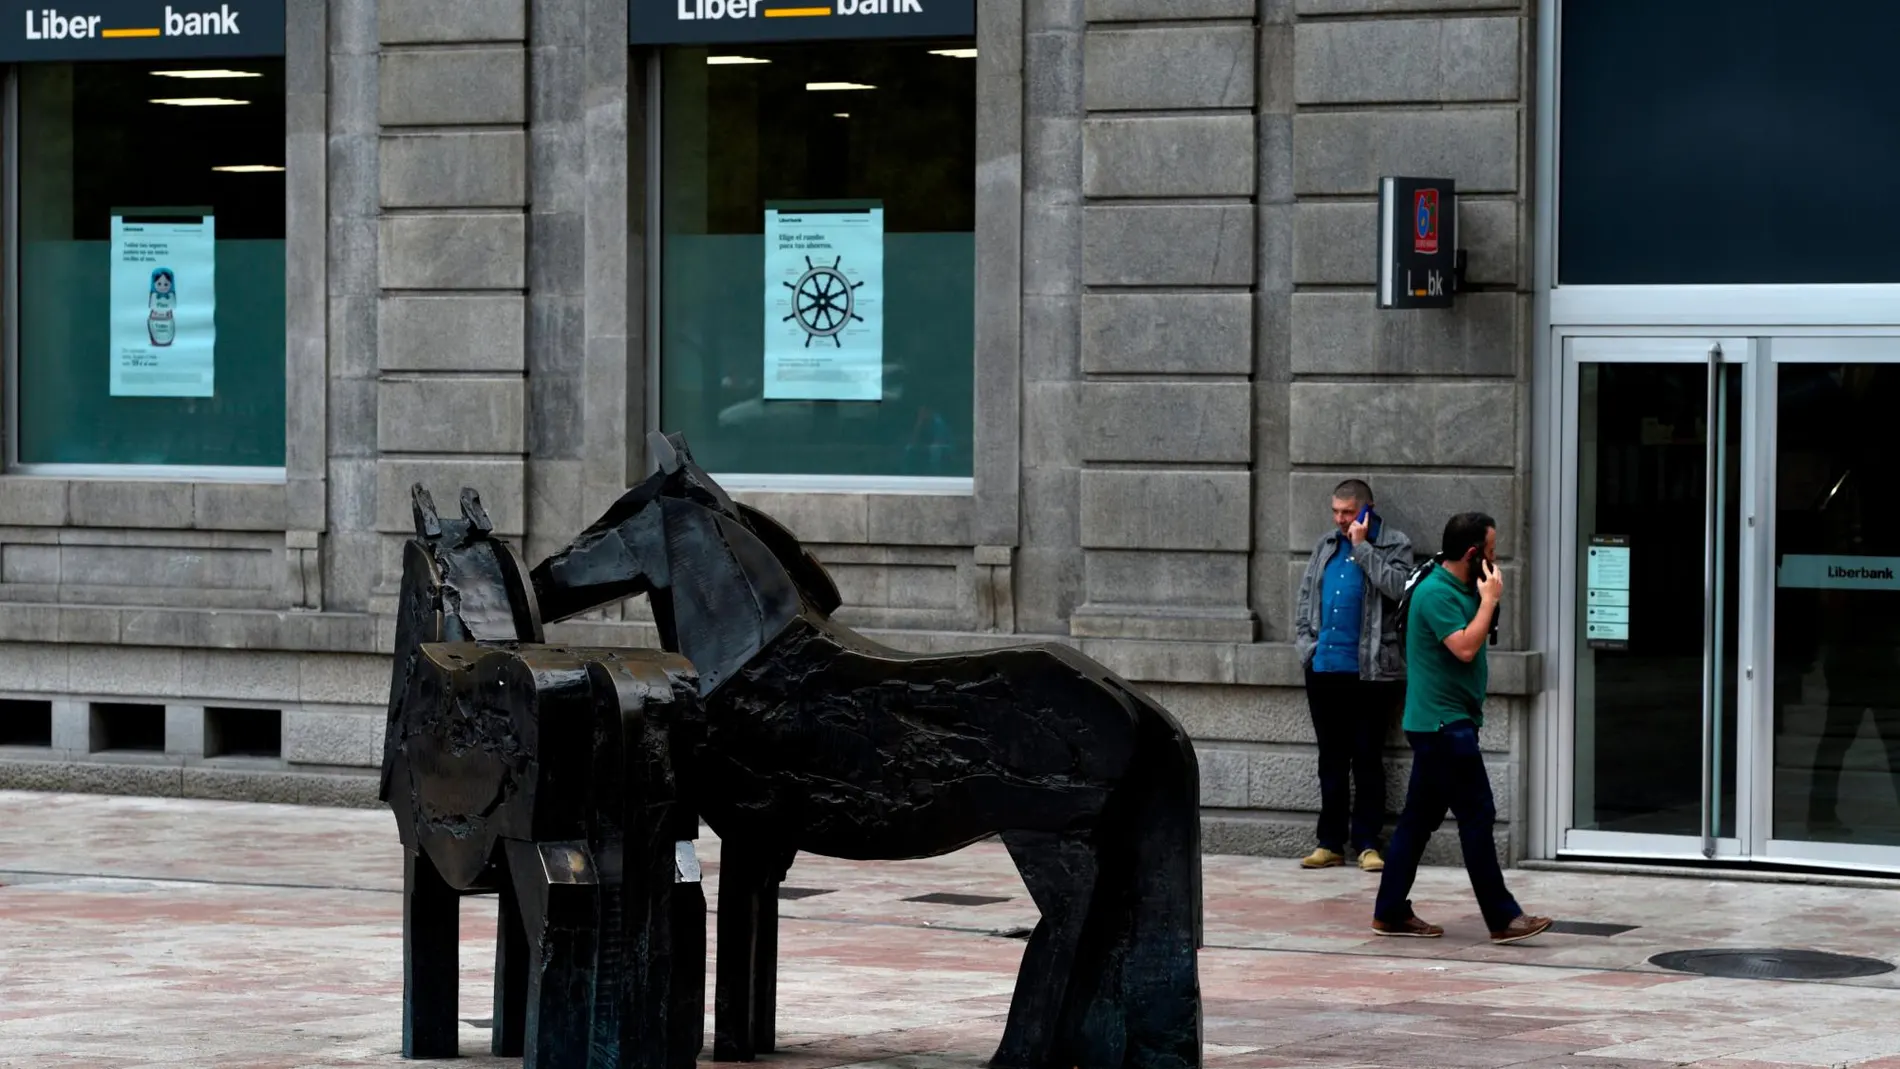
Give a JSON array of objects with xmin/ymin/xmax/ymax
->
[
  {"xmin": 1377, "ymin": 176, "xmax": 1458, "ymax": 310},
  {"xmin": 631, "ymin": 0, "xmax": 973, "ymax": 45},
  {"xmin": 0, "ymin": 0, "xmax": 282, "ymax": 61}
]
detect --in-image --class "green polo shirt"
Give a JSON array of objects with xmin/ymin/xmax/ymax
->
[{"xmin": 1402, "ymin": 565, "xmax": 1488, "ymax": 732}]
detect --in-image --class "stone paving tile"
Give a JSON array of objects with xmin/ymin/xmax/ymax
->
[{"xmin": 10, "ymin": 792, "xmax": 1900, "ymax": 1067}]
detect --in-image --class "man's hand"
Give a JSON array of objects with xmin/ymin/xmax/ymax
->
[
  {"xmin": 1478, "ymin": 559, "xmax": 1504, "ymax": 605},
  {"xmin": 1347, "ymin": 516, "xmax": 1370, "ymax": 545}
]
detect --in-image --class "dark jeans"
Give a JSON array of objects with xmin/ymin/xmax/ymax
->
[
  {"xmin": 1373, "ymin": 719, "xmax": 1523, "ymax": 933},
  {"xmin": 1305, "ymin": 668, "xmax": 1398, "ymax": 854}
]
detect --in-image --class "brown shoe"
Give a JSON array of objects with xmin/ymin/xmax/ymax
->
[
  {"xmin": 1371, "ymin": 915, "xmax": 1443, "ymax": 938},
  {"xmin": 1300, "ymin": 847, "xmax": 1345, "ymax": 869},
  {"xmin": 1491, "ymin": 914, "xmax": 1553, "ymax": 945}
]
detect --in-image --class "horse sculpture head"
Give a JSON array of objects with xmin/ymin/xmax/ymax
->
[{"xmin": 528, "ymin": 433, "xmax": 842, "ymax": 695}]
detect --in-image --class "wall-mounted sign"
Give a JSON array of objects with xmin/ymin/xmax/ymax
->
[
  {"xmin": 1585, "ymin": 534, "xmax": 1631, "ymax": 649},
  {"xmin": 764, "ymin": 202, "xmax": 883, "ymax": 401},
  {"xmin": 1778, "ymin": 555, "xmax": 1900, "ymax": 591},
  {"xmin": 110, "ymin": 209, "xmax": 216, "ymax": 398},
  {"xmin": 1377, "ymin": 175, "xmax": 1460, "ymax": 310},
  {"xmin": 0, "ymin": 0, "xmax": 282, "ymax": 61},
  {"xmin": 631, "ymin": 0, "xmax": 973, "ymax": 45}
]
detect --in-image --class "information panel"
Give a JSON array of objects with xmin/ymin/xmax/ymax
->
[
  {"xmin": 632, "ymin": 0, "xmax": 974, "ymax": 45},
  {"xmin": 1778, "ymin": 555, "xmax": 1900, "ymax": 591},
  {"xmin": 764, "ymin": 203, "xmax": 883, "ymax": 402},
  {"xmin": 0, "ymin": 0, "xmax": 285, "ymax": 62},
  {"xmin": 110, "ymin": 210, "xmax": 216, "ymax": 398},
  {"xmin": 1585, "ymin": 534, "xmax": 1631, "ymax": 649}
]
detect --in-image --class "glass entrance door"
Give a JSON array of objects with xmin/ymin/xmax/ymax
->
[
  {"xmin": 1763, "ymin": 341, "xmax": 1900, "ymax": 869},
  {"xmin": 1560, "ymin": 338, "xmax": 1753, "ymax": 859}
]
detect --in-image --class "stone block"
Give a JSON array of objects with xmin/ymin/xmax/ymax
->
[
  {"xmin": 728, "ymin": 492, "xmax": 868, "ymax": 545},
  {"xmin": 1288, "ymin": 382, "xmax": 1516, "ymax": 468},
  {"xmin": 1081, "ymin": 293, "xmax": 1252, "ymax": 376},
  {"xmin": 1296, "ymin": 0, "xmax": 1517, "ymax": 12},
  {"xmin": 0, "ymin": 478, "xmax": 70, "ymax": 526},
  {"xmin": 50, "ymin": 700, "xmax": 87, "ymax": 752},
  {"xmin": 1084, "ymin": 550, "xmax": 1249, "ymax": 605},
  {"xmin": 1294, "ymin": 109, "xmax": 1518, "ymax": 195},
  {"xmin": 1024, "ymin": 27, "xmax": 1082, "ymax": 123},
  {"xmin": 1294, "ymin": 17, "xmax": 1520, "ymax": 105},
  {"xmin": 1080, "ymin": 469, "xmax": 1251, "ymax": 551},
  {"xmin": 1080, "ymin": 382, "xmax": 1252, "ymax": 463},
  {"xmin": 68, "ymin": 481, "xmax": 193, "ymax": 529},
  {"xmin": 378, "ymin": 46, "xmax": 526, "ymax": 127},
  {"xmin": 1076, "ymin": 635, "xmax": 1238, "ymax": 685},
  {"xmin": 0, "ymin": 758, "xmax": 185, "ymax": 799},
  {"xmin": 1290, "ymin": 291, "xmax": 1520, "ymax": 377},
  {"xmin": 1293, "ymin": 199, "xmax": 1518, "ymax": 287},
  {"xmin": 1083, "ymin": 116, "xmax": 1254, "ymax": 198},
  {"xmin": 380, "ymin": 131, "xmax": 527, "ymax": 208},
  {"xmin": 284, "ymin": 709, "xmax": 383, "ymax": 768},
  {"xmin": 180, "ymin": 766, "xmax": 382, "ymax": 808},
  {"xmin": 378, "ymin": 214, "xmax": 525, "ymax": 290},
  {"xmin": 1068, "ymin": 604, "xmax": 1255, "ymax": 643},
  {"xmin": 194, "ymin": 483, "xmax": 288, "ymax": 532},
  {"xmin": 298, "ymin": 654, "xmax": 390, "ymax": 706},
  {"xmin": 1023, "ymin": 382, "xmax": 1081, "ymax": 469},
  {"xmin": 1083, "ymin": 26, "xmax": 1255, "ymax": 111},
  {"xmin": 1087, "ymin": 0, "xmax": 1254, "ymax": 18},
  {"xmin": 1082, "ymin": 205, "xmax": 1254, "ymax": 286},
  {"xmin": 1143, "ymin": 683, "xmax": 1309, "ymax": 745},
  {"xmin": 58, "ymin": 607, "xmax": 122, "ymax": 644},
  {"xmin": 1287, "ymin": 471, "xmax": 1517, "ymax": 557},
  {"xmin": 183, "ymin": 650, "xmax": 301, "ymax": 702},
  {"xmin": 867, "ymin": 495, "xmax": 975, "ymax": 547},
  {"xmin": 1197, "ymin": 745, "xmax": 1250, "ymax": 807},
  {"xmin": 165, "ymin": 706, "xmax": 206, "ymax": 757},
  {"xmin": 379, "ymin": 295, "xmax": 526, "ymax": 372},
  {"xmin": 379, "ymin": 0, "xmax": 524, "ymax": 43},
  {"xmin": 376, "ymin": 377, "xmax": 526, "ymax": 454},
  {"xmin": 374, "ymin": 458, "xmax": 525, "ymax": 535}
]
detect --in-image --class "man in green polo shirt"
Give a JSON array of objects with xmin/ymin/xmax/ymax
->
[{"xmin": 1371, "ymin": 512, "xmax": 1551, "ymax": 945}]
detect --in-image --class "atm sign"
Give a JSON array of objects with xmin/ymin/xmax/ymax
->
[{"xmin": 1414, "ymin": 189, "xmax": 1440, "ymax": 255}]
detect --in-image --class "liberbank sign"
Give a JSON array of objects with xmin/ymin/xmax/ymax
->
[
  {"xmin": 631, "ymin": 0, "xmax": 972, "ymax": 45},
  {"xmin": 0, "ymin": 0, "xmax": 281, "ymax": 61}
]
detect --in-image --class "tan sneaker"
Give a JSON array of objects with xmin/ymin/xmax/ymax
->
[
  {"xmin": 1358, "ymin": 848, "xmax": 1385, "ymax": 872},
  {"xmin": 1300, "ymin": 847, "xmax": 1345, "ymax": 869}
]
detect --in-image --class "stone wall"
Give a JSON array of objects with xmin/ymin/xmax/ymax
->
[{"xmin": 0, "ymin": 0, "xmax": 1542, "ymax": 864}]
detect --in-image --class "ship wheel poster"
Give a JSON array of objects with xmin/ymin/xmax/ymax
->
[{"xmin": 764, "ymin": 202, "xmax": 884, "ymax": 402}]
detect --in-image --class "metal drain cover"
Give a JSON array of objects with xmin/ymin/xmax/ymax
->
[
  {"xmin": 905, "ymin": 892, "xmax": 1011, "ymax": 907},
  {"xmin": 777, "ymin": 886, "xmax": 834, "ymax": 900},
  {"xmin": 1650, "ymin": 948, "xmax": 1894, "ymax": 981}
]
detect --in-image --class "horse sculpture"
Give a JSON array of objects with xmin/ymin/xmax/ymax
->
[
  {"xmin": 382, "ymin": 487, "xmax": 706, "ymax": 1069},
  {"xmin": 528, "ymin": 433, "xmax": 1204, "ymax": 1069}
]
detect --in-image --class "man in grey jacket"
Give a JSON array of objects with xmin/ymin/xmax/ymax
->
[{"xmin": 1294, "ymin": 479, "xmax": 1414, "ymax": 871}]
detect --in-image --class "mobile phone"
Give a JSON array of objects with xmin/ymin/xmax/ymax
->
[{"xmin": 1356, "ymin": 506, "xmax": 1372, "ymax": 525}]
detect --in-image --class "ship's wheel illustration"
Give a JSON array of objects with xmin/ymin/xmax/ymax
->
[{"xmin": 783, "ymin": 256, "xmax": 865, "ymax": 348}]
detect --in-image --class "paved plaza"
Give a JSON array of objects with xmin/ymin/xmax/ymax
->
[{"xmin": 7, "ymin": 792, "xmax": 1900, "ymax": 1068}]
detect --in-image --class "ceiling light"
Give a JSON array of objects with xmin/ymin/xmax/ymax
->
[
  {"xmin": 833, "ymin": 112, "xmax": 849, "ymax": 118},
  {"xmin": 706, "ymin": 55, "xmax": 770, "ymax": 65},
  {"xmin": 212, "ymin": 164, "xmax": 285, "ymax": 173},
  {"xmin": 928, "ymin": 48, "xmax": 977, "ymax": 58},
  {"xmin": 806, "ymin": 81, "xmax": 874, "ymax": 91},
  {"xmin": 151, "ymin": 69, "xmax": 261, "ymax": 79},
  {"xmin": 149, "ymin": 97, "xmax": 249, "ymax": 107}
]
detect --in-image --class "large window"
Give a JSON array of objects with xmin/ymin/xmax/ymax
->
[
  {"xmin": 658, "ymin": 40, "xmax": 975, "ymax": 479},
  {"xmin": 1560, "ymin": 0, "xmax": 1900, "ymax": 285},
  {"xmin": 15, "ymin": 60, "xmax": 286, "ymax": 469}
]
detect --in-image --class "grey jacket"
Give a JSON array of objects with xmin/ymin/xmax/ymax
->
[{"xmin": 1294, "ymin": 519, "xmax": 1415, "ymax": 682}]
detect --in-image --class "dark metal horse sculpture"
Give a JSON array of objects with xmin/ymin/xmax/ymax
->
[
  {"xmin": 530, "ymin": 433, "xmax": 1205, "ymax": 1069},
  {"xmin": 382, "ymin": 487, "xmax": 706, "ymax": 1069}
]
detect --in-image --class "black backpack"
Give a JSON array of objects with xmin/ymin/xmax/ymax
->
[{"xmin": 1392, "ymin": 553, "xmax": 1445, "ymax": 647}]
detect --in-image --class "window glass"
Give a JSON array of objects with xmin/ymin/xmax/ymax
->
[
  {"xmin": 17, "ymin": 60, "xmax": 286, "ymax": 467},
  {"xmin": 659, "ymin": 41, "xmax": 975, "ymax": 478},
  {"xmin": 1560, "ymin": 0, "xmax": 1900, "ymax": 285}
]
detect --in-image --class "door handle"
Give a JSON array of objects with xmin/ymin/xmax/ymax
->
[{"xmin": 1700, "ymin": 343, "xmax": 1722, "ymax": 859}]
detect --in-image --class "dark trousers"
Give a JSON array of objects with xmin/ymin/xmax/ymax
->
[
  {"xmin": 1373, "ymin": 719, "xmax": 1522, "ymax": 933},
  {"xmin": 1304, "ymin": 668, "xmax": 1398, "ymax": 854}
]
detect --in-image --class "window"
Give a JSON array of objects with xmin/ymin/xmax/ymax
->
[
  {"xmin": 14, "ymin": 59, "xmax": 286, "ymax": 469},
  {"xmin": 1560, "ymin": 0, "xmax": 1900, "ymax": 285},
  {"xmin": 658, "ymin": 41, "xmax": 975, "ymax": 479}
]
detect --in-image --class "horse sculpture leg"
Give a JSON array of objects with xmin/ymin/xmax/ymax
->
[
  {"xmin": 992, "ymin": 831, "xmax": 1101, "ymax": 1069},
  {"xmin": 504, "ymin": 838, "xmax": 602, "ymax": 1069},
  {"xmin": 403, "ymin": 850, "xmax": 460, "ymax": 1059},
  {"xmin": 712, "ymin": 844, "xmax": 769, "ymax": 1062},
  {"xmin": 493, "ymin": 877, "xmax": 530, "ymax": 1056}
]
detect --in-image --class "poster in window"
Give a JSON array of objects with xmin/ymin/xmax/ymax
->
[
  {"xmin": 763, "ymin": 204, "xmax": 883, "ymax": 402},
  {"xmin": 109, "ymin": 211, "xmax": 216, "ymax": 398}
]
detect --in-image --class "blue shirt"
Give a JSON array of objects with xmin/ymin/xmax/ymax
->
[{"xmin": 1312, "ymin": 534, "xmax": 1364, "ymax": 674}]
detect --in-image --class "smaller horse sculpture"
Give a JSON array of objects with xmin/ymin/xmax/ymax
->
[{"xmin": 531, "ymin": 434, "xmax": 1204, "ymax": 1069}]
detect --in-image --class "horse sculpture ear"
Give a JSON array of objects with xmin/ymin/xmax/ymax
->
[
  {"xmin": 411, "ymin": 484, "xmax": 442, "ymax": 538},
  {"xmin": 650, "ymin": 431, "xmax": 682, "ymax": 475},
  {"xmin": 459, "ymin": 488, "xmax": 493, "ymax": 535}
]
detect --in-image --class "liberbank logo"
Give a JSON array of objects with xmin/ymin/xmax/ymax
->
[
  {"xmin": 25, "ymin": 4, "xmax": 240, "ymax": 40},
  {"xmin": 633, "ymin": 0, "xmax": 971, "ymax": 44},
  {"xmin": 0, "ymin": 0, "xmax": 281, "ymax": 60}
]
